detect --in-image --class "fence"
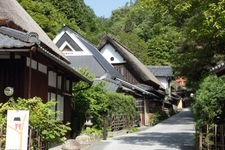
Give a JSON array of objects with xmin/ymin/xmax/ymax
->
[
  {"xmin": 110, "ymin": 115, "xmax": 126, "ymax": 131},
  {"xmin": 0, "ymin": 125, "xmax": 4, "ymax": 150},
  {"xmin": 198, "ymin": 124, "xmax": 225, "ymax": 150},
  {"xmin": 0, "ymin": 126, "xmax": 47, "ymax": 150}
]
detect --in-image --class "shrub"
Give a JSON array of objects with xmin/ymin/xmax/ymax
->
[
  {"xmin": 192, "ymin": 75, "xmax": 225, "ymax": 129},
  {"xmin": 72, "ymin": 68, "xmax": 138, "ymax": 133},
  {"xmin": 81, "ymin": 127, "xmax": 102, "ymax": 137},
  {"xmin": 149, "ymin": 111, "xmax": 169, "ymax": 126},
  {"xmin": 149, "ymin": 112, "xmax": 160, "ymax": 126},
  {"xmin": 0, "ymin": 97, "xmax": 70, "ymax": 146}
]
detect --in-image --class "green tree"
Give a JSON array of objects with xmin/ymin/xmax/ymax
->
[
  {"xmin": 159, "ymin": 0, "xmax": 225, "ymax": 86},
  {"xmin": 19, "ymin": 0, "xmax": 83, "ymax": 39}
]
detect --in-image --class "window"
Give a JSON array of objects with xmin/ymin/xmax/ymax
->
[
  {"xmin": 57, "ymin": 76, "xmax": 62, "ymax": 89},
  {"xmin": 66, "ymin": 80, "xmax": 70, "ymax": 92},
  {"xmin": 110, "ymin": 57, "xmax": 114, "ymax": 61},
  {"xmin": 26, "ymin": 57, "xmax": 37, "ymax": 70},
  {"xmin": 48, "ymin": 92, "xmax": 56, "ymax": 101},
  {"xmin": 62, "ymin": 45, "xmax": 73, "ymax": 52},
  {"xmin": 57, "ymin": 95, "xmax": 64, "ymax": 121},
  {"xmin": 48, "ymin": 93, "xmax": 64, "ymax": 120},
  {"xmin": 48, "ymin": 92, "xmax": 56, "ymax": 117},
  {"xmin": 48, "ymin": 71, "xmax": 57, "ymax": 87},
  {"xmin": 38, "ymin": 63, "xmax": 47, "ymax": 74},
  {"xmin": 136, "ymin": 99, "xmax": 144, "ymax": 113}
]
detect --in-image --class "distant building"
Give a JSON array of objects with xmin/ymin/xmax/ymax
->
[
  {"xmin": 211, "ymin": 62, "xmax": 225, "ymax": 76},
  {"xmin": 98, "ymin": 35, "xmax": 165, "ymax": 126},
  {"xmin": 147, "ymin": 66, "xmax": 173, "ymax": 93},
  {"xmin": 148, "ymin": 66, "xmax": 185, "ymax": 110}
]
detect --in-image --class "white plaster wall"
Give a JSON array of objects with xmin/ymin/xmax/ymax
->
[
  {"xmin": 157, "ymin": 77, "xmax": 169, "ymax": 89},
  {"xmin": 101, "ymin": 44, "xmax": 126, "ymax": 64},
  {"xmin": 53, "ymin": 30, "xmax": 92, "ymax": 56}
]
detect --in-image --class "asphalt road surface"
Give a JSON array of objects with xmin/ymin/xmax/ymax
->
[{"xmin": 89, "ymin": 108, "xmax": 195, "ymax": 150}]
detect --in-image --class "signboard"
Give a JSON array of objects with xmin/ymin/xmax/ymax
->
[{"xmin": 5, "ymin": 110, "xmax": 29, "ymax": 150}]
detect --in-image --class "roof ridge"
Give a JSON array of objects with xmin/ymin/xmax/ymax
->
[{"xmin": 0, "ymin": 26, "xmax": 40, "ymax": 44}]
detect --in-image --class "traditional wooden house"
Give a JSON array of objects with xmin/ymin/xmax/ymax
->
[
  {"xmin": 98, "ymin": 35, "xmax": 165, "ymax": 125},
  {"xmin": 53, "ymin": 27, "xmax": 163, "ymax": 126},
  {"xmin": 147, "ymin": 66, "xmax": 173, "ymax": 91},
  {"xmin": 0, "ymin": 0, "xmax": 91, "ymax": 134},
  {"xmin": 53, "ymin": 26, "xmax": 123, "ymax": 80},
  {"xmin": 211, "ymin": 62, "xmax": 225, "ymax": 76},
  {"xmin": 148, "ymin": 66, "xmax": 182, "ymax": 111}
]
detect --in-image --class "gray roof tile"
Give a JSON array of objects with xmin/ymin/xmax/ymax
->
[
  {"xmin": 67, "ymin": 55, "xmax": 106, "ymax": 78},
  {"xmin": 0, "ymin": 33, "xmax": 34, "ymax": 48},
  {"xmin": 147, "ymin": 66, "xmax": 173, "ymax": 77}
]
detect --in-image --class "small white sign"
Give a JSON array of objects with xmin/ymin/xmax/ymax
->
[{"xmin": 5, "ymin": 110, "xmax": 29, "ymax": 150}]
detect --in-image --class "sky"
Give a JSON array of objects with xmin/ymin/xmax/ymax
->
[{"xmin": 84, "ymin": 0, "xmax": 130, "ymax": 18}]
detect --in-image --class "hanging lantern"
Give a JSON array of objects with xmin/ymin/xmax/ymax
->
[{"xmin": 4, "ymin": 87, "xmax": 14, "ymax": 96}]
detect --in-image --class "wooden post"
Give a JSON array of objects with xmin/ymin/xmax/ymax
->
[
  {"xmin": 215, "ymin": 124, "xmax": 217, "ymax": 149},
  {"xmin": 38, "ymin": 132, "xmax": 41, "ymax": 149},
  {"xmin": 199, "ymin": 128, "xmax": 203, "ymax": 150},
  {"xmin": 28, "ymin": 128, "xmax": 32, "ymax": 150},
  {"xmin": 0, "ymin": 126, "xmax": 1, "ymax": 150},
  {"xmin": 222, "ymin": 125, "xmax": 224, "ymax": 150},
  {"xmin": 207, "ymin": 125, "xmax": 209, "ymax": 150}
]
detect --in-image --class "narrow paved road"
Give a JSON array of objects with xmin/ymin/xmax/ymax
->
[{"xmin": 89, "ymin": 108, "xmax": 195, "ymax": 150}]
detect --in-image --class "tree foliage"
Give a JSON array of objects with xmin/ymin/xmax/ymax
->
[
  {"xmin": 18, "ymin": 0, "xmax": 84, "ymax": 39},
  {"xmin": 192, "ymin": 75, "xmax": 225, "ymax": 129},
  {"xmin": 158, "ymin": 0, "xmax": 225, "ymax": 86},
  {"xmin": 18, "ymin": 0, "xmax": 225, "ymax": 87}
]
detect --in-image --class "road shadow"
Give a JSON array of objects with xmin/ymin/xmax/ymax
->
[
  {"xmin": 114, "ymin": 132, "xmax": 195, "ymax": 150},
  {"xmin": 112, "ymin": 109, "xmax": 195, "ymax": 150}
]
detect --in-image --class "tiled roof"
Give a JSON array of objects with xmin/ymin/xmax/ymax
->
[
  {"xmin": 67, "ymin": 55, "xmax": 106, "ymax": 78},
  {"xmin": 147, "ymin": 66, "xmax": 173, "ymax": 77},
  {"xmin": 0, "ymin": 26, "xmax": 39, "ymax": 48},
  {"xmin": 0, "ymin": 33, "xmax": 34, "ymax": 48}
]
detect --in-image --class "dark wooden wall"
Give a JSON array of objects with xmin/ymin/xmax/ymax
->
[
  {"xmin": 114, "ymin": 64, "xmax": 140, "ymax": 84},
  {"xmin": 0, "ymin": 59, "xmax": 25, "ymax": 102},
  {"xmin": 24, "ymin": 68, "xmax": 48, "ymax": 101}
]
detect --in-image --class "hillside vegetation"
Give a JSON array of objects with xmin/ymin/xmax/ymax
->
[{"xmin": 19, "ymin": 0, "xmax": 225, "ymax": 88}]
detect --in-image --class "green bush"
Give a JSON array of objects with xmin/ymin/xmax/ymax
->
[
  {"xmin": 192, "ymin": 75, "xmax": 225, "ymax": 129},
  {"xmin": 0, "ymin": 97, "xmax": 70, "ymax": 146},
  {"xmin": 81, "ymin": 127, "xmax": 102, "ymax": 137},
  {"xmin": 73, "ymin": 68, "xmax": 138, "ymax": 133},
  {"xmin": 149, "ymin": 111, "xmax": 169, "ymax": 126},
  {"xmin": 107, "ymin": 92, "xmax": 137, "ymax": 128},
  {"xmin": 149, "ymin": 112, "xmax": 160, "ymax": 126},
  {"xmin": 128, "ymin": 127, "xmax": 139, "ymax": 133}
]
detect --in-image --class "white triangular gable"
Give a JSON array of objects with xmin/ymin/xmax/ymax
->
[
  {"xmin": 53, "ymin": 30, "xmax": 92, "ymax": 56},
  {"xmin": 100, "ymin": 44, "xmax": 126, "ymax": 64}
]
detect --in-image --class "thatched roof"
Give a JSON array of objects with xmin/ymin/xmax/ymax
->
[
  {"xmin": 98, "ymin": 35, "xmax": 164, "ymax": 89},
  {"xmin": 0, "ymin": 0, "xmax": 68, "ymax": 63}
]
